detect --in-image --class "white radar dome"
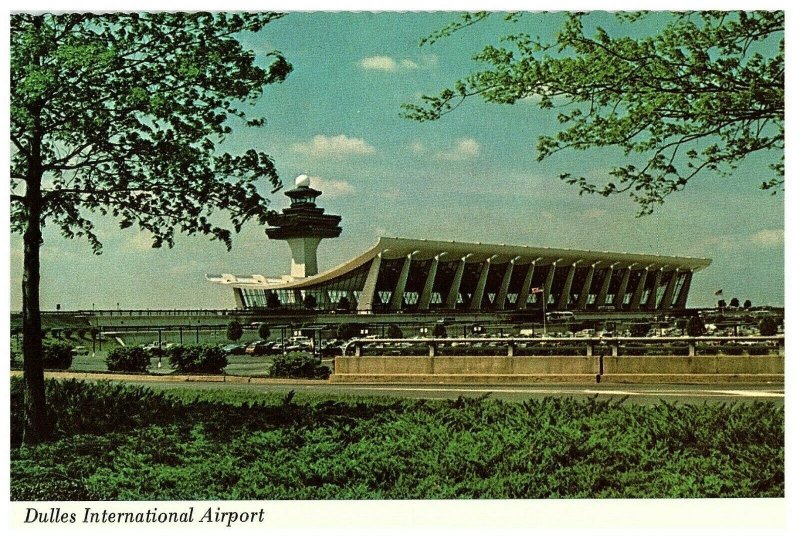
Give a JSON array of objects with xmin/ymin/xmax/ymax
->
[{"xmin": 295, "ymin": 174, "xmax": 311, "ymax": 188}]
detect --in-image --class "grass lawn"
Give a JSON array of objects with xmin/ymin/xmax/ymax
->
[{"xmin": 10, "ymin": 378, "xmax": 784, "ymax": 501}]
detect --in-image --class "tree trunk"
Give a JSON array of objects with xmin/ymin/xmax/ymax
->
[{"xmin": 21, "ymin": 122, "xmax": 49, "ymax": 444}]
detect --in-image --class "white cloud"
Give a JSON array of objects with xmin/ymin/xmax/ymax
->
[
  {"xmin": 307, "ymin": 176, "xmax": 355, "ymax": 198},
  {"xmin": 749, "ymin": 229, "xmax": 784, "ymax": 247},
  {"xmin": 436, "ymin": 138, "xmax": 481, "ymax": 161},
  {"xmin": 291, "ymin": 134, "xmax": 376, "ymax": 159},
  {"xmin": 123, "ymin": 231, "xmax": 156, "ymax": 252},
  {"xmin": 359, "ymin": 55, "xmax": 421, "ymax": 72}
]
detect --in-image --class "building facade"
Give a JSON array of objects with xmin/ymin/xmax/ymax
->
[{"xmin": 209, "ymin": 236, "xmax": 711, "ymax": 314}]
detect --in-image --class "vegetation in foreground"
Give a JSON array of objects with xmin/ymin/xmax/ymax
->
[{"xmin": 10, "ymin": 379, "xmax": 783, "ymax": 500}]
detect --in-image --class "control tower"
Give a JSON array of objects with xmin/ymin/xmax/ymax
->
[{"xmin": 266, "ymin": 175, "xmax": 342, "ymax": 278}]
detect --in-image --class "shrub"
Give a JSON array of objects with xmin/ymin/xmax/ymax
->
[
  {"xmin": 106, "ymin": 347, "xmax": 150, "ymax": 373},
  {"xmin": 43, "ymin": 342, "xmax": 73, "ymax": 370},
  {"xmin": 226, "ymin": 321, "xmax": 243, "ymax": 342},
  {"xmin": 268, "ymin": 352, "xmax": 330, "ymax": 379},
  {"xmin": 168, "ymin": 345, "xmax": 228, "ymax": 374},
  {"xmin": 63, "ymin": 328, "xmax": 73, "ymax": 339},
  {"xmin": 720, "ymin": 344, "xmax": 745, "ymax": 356},
  {"xmin": 686, "ymin": 316, "xmax": 705, "ymax": 337},
  {"xmin": 747, "ymin": 345, "xmax": 769, "ymax": 356},
  {"xmin": 432, "ymin": 323, "xmax": 447, "ymax": 338},
  {"xmin": 759, "ymin": 317, "xmax": 778, "ymax": 337}
]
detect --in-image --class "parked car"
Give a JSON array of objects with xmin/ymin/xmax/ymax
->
[
  {"xmin": 245, "ymin": 340, "xmax": 277, "ymax": 355},
  {"xmin": 221, "ymin": 343, "xmax": 246, "ymax": 355}
]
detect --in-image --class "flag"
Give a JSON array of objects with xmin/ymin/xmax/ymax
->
[
  {"xmin": 714, "ymin": 289, "xmax": 723, "ymax": 296},
  {"xmin": 531, "ymin": 287, "xmax": 543, "ymax": 293}
]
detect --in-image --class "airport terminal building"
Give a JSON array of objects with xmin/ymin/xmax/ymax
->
[{"xmin": 208, "ymin": 176, "xmax": 711, "ymax": 316}]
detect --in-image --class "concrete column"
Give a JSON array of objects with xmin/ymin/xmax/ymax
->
[
  {"xmin": 515, "ymin": 260, "xmax": 538, "ymax": 310},
  {"xmin": 674, "ymin": 271, "xmax": 694, "ymax": 310},
  {"xmin": 286, "ymin": 237, "xmax": 323, "ymax": 278},
  {"xmin": 659, "ymin": 270, "xmax": 680, "ymax": 310},
  {"xmin": 233, "ymin": 288, "xmax": 245, "ymax": 309},
  {"xmin": 389, "ymin": 254, "xmax": 413, "ymax": 310},
  {"xmin": 613, "ymin": 266, "xmax": 633, "ymax": 310},
  {"xmin": 629, "ymin": 267, "xmax": 649, "ymax": 311},
  {"xmin": 645, "ymin": 268, "xmax": 663, "ymax": 310},
  {"xmin": 576, "ymin": 262, "xmax": 597, "ymax": 310},
  {"xmin": 688, "ymin": 340, "xmax": 696, "ymax": 357},
  {"xmin": 542, "ymin": 261, "xmax": 558, "ymax": 309},
  {"xmin": 557, "ymin": 262, "xmax": 579, "ymax": 311},
  {"xmin": 470, "ymin": 257, "xmax": 494, "ymax": 310},
  {"xmin": 445, "ymin": 256, "xmax": 468, "ymax": 309},
  {"xmin": 596, "ymin": 263, "xmax": 617, "ymax": 309},
  {"xmin": 495, "ymin": 258, "xmax": 518, "ymax": 310},
  {"xmin": 357, "ymin": 254, "xmax": 383, "ymax": 312},
  {"xmin": 418, "ymin": 255, "xmax": 441, "ymax": 311}
]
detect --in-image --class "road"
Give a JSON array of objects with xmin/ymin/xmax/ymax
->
[{"xmin": 112, "ymin": 379, "xmax": 783, "ymax": 405}]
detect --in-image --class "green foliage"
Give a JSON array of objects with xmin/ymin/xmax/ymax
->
[
  {"xmin": 11, "ymin": 13, "xmax": 293, "ymax": 252},
  {"xmin": 686, "ymin": 316, "xmax": 705, "ymax": 337},
  {"xmin": 432, "ymin": 323, "xmax": 448, "ymax": 338},
  {"xmin": 404, "ymin": 12, "xmax": 784, "ymax": 214},
  {"xmin": 629, "ymin": 322, "xmax": 651, "ymax": 337},
  {"xmin": 268, "ymin": 352, "xmax": 330, "ymax": 379},
  {"xmin": 168, "ymin": 345, "xmax": 228, "ymax": 374},
  {"xmin": 226, "ymin": 321, "xmax": 244, "ymax": 342},
  {"xmin": 337, "ymin": 323, "xmax": 366, "ymax": 341},
  {"xmin": 106, "ymin": 346, "xmax": 150, "ymax": 373},
  {"xmin": 720, "ymin": 344, "xmax": 745, "ymax": 356},
  {"xmin": 303, "ymin": 294, "xmax": 318, "ymax": 309},
  {"xmin": 336, "ymin": 296, "xmax": 351, "ymax": 311},
  {"xmin": 743, "ymin": 299, "xmax": 753, "ymax": 309},
  {"xmin": 10, "ymin": 379, "xmax": 785, "ymax": 500},
  {"xmin": 386, "ymin": 324, "xmax": 403, "ymax": 339},
  {"xmin": 747, "ymin": 345, "xmax": 769, "ymax": 356},
  {"xmin": 43, "ymin": 342, "xmax": 73, "ymax": 370},
  {"xmin": 759, "ymin": 317, "xmax": 778, "ymax": 337},
  {"xmin": 258, "ymin": 323, "xmax": 271, "ymax": 340}
]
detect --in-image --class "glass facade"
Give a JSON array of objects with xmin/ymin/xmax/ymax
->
[{"xmin": 233, "ymin": 253, "xmax": 698, "ymax": 313}]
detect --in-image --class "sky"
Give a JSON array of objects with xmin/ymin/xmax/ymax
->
[{"xmin": 7, "ymin": 10, "xmax": 786, "ymax": 311}]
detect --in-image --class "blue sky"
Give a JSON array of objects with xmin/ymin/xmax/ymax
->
[{"xmin": 8, "ymin": 11, "xmax": 785, "ymax": 310}]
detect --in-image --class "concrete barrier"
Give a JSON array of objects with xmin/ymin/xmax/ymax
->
[{"xmin": 331, "ymin": 354, "xmax": 783, "ymax": 384}]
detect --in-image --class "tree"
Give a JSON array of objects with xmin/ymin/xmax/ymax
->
[
  {"xmin": 629, "ymin": 322, "xmax": 651, "ymax": 337},
  {"xmin": 729, "ymin": 297, "xmax": 740, "ymax": 308},
  {"xmin": 336, "ymin": 296, "xmax": 351, "ymax": 311},
  {"xmin": 403, "ymin": 11, "xmax": 784, "ymax": 215},
  {"xmin": 226, "ymin": 320, "xmax": 243, "ymax": 342},
  {"xmin": 686, "ymin": 316, "xmax": 706, "ymax": 337},
  {"xmin": 386, "ymin": 324, "xmax": 403, "ymax": 339},
  {"xmin": 303, "ymin": 294, "xmax": 318, "ymax": 310},
  {"xmin": 432, "ymin": 323, "xmax": 448, "ymax": 338},
  {"xmin": 675, "ymin": 318, "xmax": 688, "ymax": 335},
  {"xmin": 743, "ymin": 299, "xmax": 753, "ymax": 309},
  {"xmin": 758, "ymin": 317, "xmax": 778, "ymax": 337},
  {"xmin": 11, "ymin": 13, "xmax": 292, "ymax": 444},
  {"xmin": 258, "ymin": 323, "xmax": 271, "ymax": 341}
]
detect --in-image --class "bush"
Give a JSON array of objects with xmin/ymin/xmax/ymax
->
[
  {"xmin": 226, "ymin": 321, "xmax": 243, "ymax": 342},
  {"xmin": 720, "ymin": 344, "xmax": 745, "ymax": 356},
  {"xmin": 747, "ymin": 345, "xmax": 769, "ymax": 356},
  {"xmin": 268, "ymin": 352, "xmax": 329, "ymax": 379},
  {"xmin": 168, "ymin": 345, "xmax": 228, "ymax": 374},
  {"xmin": 759, "ymin": 317, "xmax": 778, "ymax": 337},
  {"xmin": 43, "ymin": 342, "xmax": 73, "ymax": 370},
  {"xmin": 106, "ymin": 347, "xmax": 150, "ymax": 373},
  {"xmin": 432, "ymin": 323, "xmax": 447, "ymax": 338}
]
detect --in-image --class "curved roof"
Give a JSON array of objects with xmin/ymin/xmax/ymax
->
[{"xmin": 230, "ymin": 237, "xmax": 712, "ymax": 290}]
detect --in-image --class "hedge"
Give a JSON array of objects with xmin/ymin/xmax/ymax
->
[
  {"xmin": 168, "ymin": 345, "xmax": 228, "ymax": 374},
  {"xmin": 106, "ymin": 346, "xmax": 150, "ymax": 373}
]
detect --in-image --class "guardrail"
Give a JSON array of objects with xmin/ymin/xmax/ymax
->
[{"xmin": 343, "ymin": 336, "xmax": 785, "ymax": 358}]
